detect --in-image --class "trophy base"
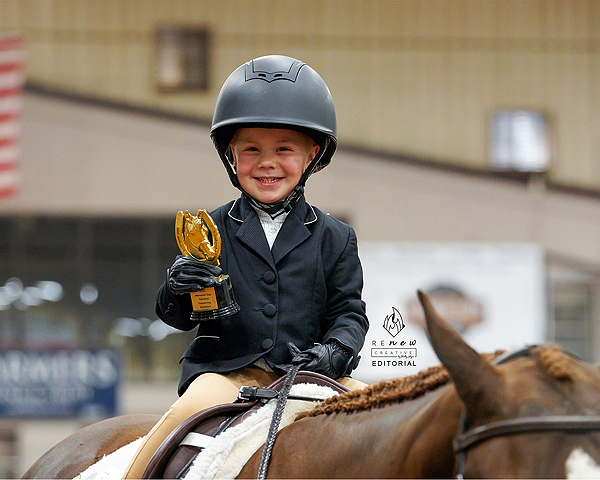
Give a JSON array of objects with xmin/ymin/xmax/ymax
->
[
  {"xmin": 189, "ymin": 275, "xmax": 240, "ymax": 321},
  {"xmin": 191, "ymin": 303, "xmax": 240, "ymax": 321}
]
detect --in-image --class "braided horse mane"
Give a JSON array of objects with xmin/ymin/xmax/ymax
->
[
  {"xmin": 300, "ymin": 345, "xmax": 576, "ymax": 419},
  {"xmin": 531, "ymin": 344, "xmax": 580, "ymax": 381}
]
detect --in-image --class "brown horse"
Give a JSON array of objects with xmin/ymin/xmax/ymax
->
[
  {"xmin": 23, "ymin": 291, "xmax": 600, "ymax": 478},
  {"xmin": 22, "ymin": 414, "xmax": 160, "ymax": 479}
]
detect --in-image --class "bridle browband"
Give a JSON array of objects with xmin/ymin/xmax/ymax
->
[{"xmin": 454, "ymin": 345, "xmax": 600, "ymax": 479}]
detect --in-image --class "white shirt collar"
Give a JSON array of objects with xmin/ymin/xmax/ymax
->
[{"xmin": 254, "ymin": 207, "xmax": 288, "ymax": 249}]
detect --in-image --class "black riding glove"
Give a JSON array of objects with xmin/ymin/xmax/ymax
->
[
  {"xmin": 166, "ymin": 256, "xmax": 223, "ymax": 295},
  {"xmin": 289, "ymin": 341, "xmax": 355, "ymax": 379}
]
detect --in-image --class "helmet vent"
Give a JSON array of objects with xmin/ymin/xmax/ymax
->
[{"xmin": 245, "ymin": 58, "xmax": 304, "ymax": 83}]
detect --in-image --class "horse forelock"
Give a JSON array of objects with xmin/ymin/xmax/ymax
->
[{"xmin": 298, "ymin": 351, "xmax": 503, "ymax": 419}]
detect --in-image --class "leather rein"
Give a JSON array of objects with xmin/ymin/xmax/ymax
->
[{"xmin": 454, "ymin": 346, "xmax": 600, "ymax": 479}]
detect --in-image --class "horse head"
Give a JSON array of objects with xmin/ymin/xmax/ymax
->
[{"xmin": 418, "ymin": 290, "xmax": 600, "ymax": 478}]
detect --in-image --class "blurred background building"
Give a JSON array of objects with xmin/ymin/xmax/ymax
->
[{"xmin": 0, "ymin": 0, "xmax": 599, "ymax": 475}]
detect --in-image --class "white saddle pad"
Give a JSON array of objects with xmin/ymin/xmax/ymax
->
[
  {"xmin": 184, "ymin": 383, "xmax": 338, "ymax": 479},
  {"xmin": 74, "ymin": 437, "xmax": 144, "ymax": 480}
]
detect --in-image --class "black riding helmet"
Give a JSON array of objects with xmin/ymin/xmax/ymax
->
[{"xmin": 210, "ymin": 55, "xmax": 337, "ymax": 216}]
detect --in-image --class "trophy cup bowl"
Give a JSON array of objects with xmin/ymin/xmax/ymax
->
[{"xmin": 175, "ymin": 210, "xmax": 240, "ymax": 321}]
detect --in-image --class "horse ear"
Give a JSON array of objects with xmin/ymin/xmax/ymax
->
[{"xmin": 417, "ymin": 290, "xmax": 502, "ymax": 407}]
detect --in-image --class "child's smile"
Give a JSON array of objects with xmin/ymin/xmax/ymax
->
[{"xmin": 231, "ymin": 128, "xmax": 319, "ymax": 204}]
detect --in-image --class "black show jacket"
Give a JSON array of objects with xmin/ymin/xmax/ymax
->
[{"xmin": 156, "ymin": 195, "xmax": 368, "ymax": 395}]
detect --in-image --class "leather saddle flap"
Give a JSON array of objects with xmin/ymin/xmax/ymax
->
[{"xmin": 143, "ymin": 371, "xmax": 348, "ymax": 479}]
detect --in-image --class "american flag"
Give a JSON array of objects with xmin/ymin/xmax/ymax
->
[{"xmin": 0, "ymin": 33, "xmax": 24, "ymax": 199}]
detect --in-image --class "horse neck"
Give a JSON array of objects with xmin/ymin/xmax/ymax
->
[
  {"xmin": 325, "ymin": 383, "xmax": 462, "ymax": 478},
  {"xmin": 239, "ymin": 383, "xmax": 464, "ymax": 479},
  {"xmin": 386, "ymin": 384, "xmax": 463, "ymax": 478}
]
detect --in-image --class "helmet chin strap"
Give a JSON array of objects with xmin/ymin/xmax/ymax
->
[
  {"xmin": 233, "ymin": 138, "xmax": 330, "ymax": 219},
  {"xmin": 243, "ymin": 185, "xmax": 303, "ymax": 219}
]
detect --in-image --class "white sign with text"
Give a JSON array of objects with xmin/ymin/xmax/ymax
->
[{"xmin": 353, "ymin": 243, "xmax": 546, "ymax": 384}]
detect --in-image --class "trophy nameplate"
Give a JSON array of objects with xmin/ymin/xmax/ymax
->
[{"xmin": 175, "ymin": 209, "xmax": 240, "ymax": 321}]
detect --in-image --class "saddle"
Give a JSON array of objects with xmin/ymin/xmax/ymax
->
[{"xmin": 142, "ymin": 371, "xmax": 349, "ymax": 479}]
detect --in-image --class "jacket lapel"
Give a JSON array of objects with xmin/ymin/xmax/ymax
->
[
  {"xmin": 229, "ymin": 195, "xmax": 316, "ymax": 267},
  {"xmin": 271, "ymin": 197, "xmax": 315, "ymax": 265},
  {"xmin": 230, "ymin": 197, "xmax": 275, "ymax": 268}
]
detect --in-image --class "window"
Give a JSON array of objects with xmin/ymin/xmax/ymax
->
[
  {"xmin": 490, "ymin": 110, "xmax": 551, "ymax": 172},
  {"xmin": 0, "ymin": 216, "xmax": 193, "ymax": 380},
  {"xmin": 155, "ymin": 25, "xmax": 210, "ymax": 92},
  {"xmin": 552, "ymin": 283, "xmax": 594, "ymax": 361}
]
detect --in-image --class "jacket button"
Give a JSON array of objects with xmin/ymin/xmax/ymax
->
[
  {"xmin": 263, "ymin": 304, "xmax": 277, "ymax": 316},
  {"xmin": 261, "ymin": 339, "xmax": 274, "ymax": 350},
  {"xmin": 263, "ymin": 271, "xmax": 276, "ymax": 284}
]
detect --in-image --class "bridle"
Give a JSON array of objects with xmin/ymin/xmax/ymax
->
[{"xmin": 453, "ymin": 346, "xmax": 600, "ymax": 479}]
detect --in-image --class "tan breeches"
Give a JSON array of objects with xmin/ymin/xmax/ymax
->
[{"xmin": 122, "ymin": 367, "xmax": 366, "ymax": 479}]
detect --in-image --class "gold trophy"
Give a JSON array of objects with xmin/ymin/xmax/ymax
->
[{"xmin": 175, "ymin": 209, "xmax": 240, "ymax": 321}]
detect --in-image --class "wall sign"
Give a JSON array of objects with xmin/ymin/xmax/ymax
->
[
  {"xmin": 355, "ymin": 243, "xmax": 546, "ymax": 384},
  {"xmin": 0, "ymin": 349, "xmax": 120, "ymax": 418}
]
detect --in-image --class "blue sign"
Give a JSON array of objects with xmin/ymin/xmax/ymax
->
[{"xmin": 0, "ymin": 349, "xmax": 120, "ymax": 418}]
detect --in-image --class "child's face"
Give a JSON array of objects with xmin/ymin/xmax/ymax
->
[{"xmin": 231, "ymin": 128, "xmax": 319, "ymax": 204}]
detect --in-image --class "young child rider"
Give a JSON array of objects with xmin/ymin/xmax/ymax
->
[{"xmin": 123, "ymin": 54, "xmax": 369, "ymax": 479}]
